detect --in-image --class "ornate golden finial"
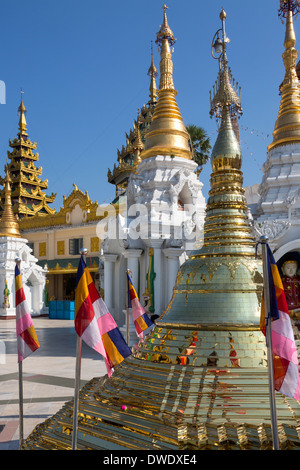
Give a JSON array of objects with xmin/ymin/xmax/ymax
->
[
  {"xmin": 156, "ymin": 4, "xmax": 176, "ymax": 47},
  {"xmin": 155, "ymin": 5, "xmax": 176, "ymax": 91},
  {"xmin": 210, "ymin": 10, "xmax": 242, "ymax": 121},
  {"xmin": 148, "ymin": 41, "xmax": 158, "ymax": 102},
  {"xmin": 268, "ymin": 0, "xmax": 300, "ymax": 151},
  {"xmin": 133, "ymin": 115, "xmax": 143, "ymax": 165},
  {"xmin": 142, "ymin": 6, "xmax": 192, "ymax": 160},
  {"xmin": 0, "ymin": 166, "xmax": 21, "ymax": 238},
  {"xmin": 278, "ymin": 0, "xmax": 300, "ymax": 18},
  {"xmin": 209, "ymin": 10, "xmax": 243, "ymax": 175},
  {"xmin": 220, "ymin": 7, "xmax": 227, "ymax": 20},
  {"xmin": 18, "ymin": 89, "xmax": 28, "ymax": 137}
]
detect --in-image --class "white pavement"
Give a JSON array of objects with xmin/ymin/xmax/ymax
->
[{"xmin": 0, "ymin": 317, "xmax": 107, "ymax": 450}]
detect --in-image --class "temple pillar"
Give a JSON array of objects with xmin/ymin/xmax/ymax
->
[
  {"xmin": 145, "ymin": 239, "xmax": 164, "ymax": 317},
  {"xmin": 122, "ymin": 249, "xmax": 143, "ymax": 346},
  {"xmin": 124, "ymin": 249, "xmax": 143, "ymax": 289},
  {"xmin": 100, "ymin": 254, "xmax": 118, "ymax": 315},
  {"xmin": 163, "ymin": 247, "xmax": 184, "ymax": 306}
]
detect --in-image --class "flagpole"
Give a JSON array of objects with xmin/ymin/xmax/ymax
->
[
  {"xmin": 126, "ymin": 270, "xmax": 131, "ymax": 345},
  {"xmin": 72, "ymin": 334, "xmax": 82, "ymax": 450},
  {"xmin": 18, "ymin": 358, "xmax": 24, "ymax": 449},
  {"xmin": 72, "ymin": 248, "xmax": 87, "ymax": 450},
  {"xmin": 15, "ymin": 257, "xmax": 24, "ymax": 450},
  {"xmin": 260, "ymin": 235, "xmax": 279, "ymax": 450}
]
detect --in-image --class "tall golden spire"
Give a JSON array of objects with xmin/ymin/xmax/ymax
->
[
  {"xmin": 0, "ymin": 166, "xmax": 21, "ymax": 237},
  {"xmin": 107, "ymin": 49, "xmax": 158, "ymax": 194},
  {"xmin": 142, "ymin": 5, "xmax": 192, "ymax": 160},
  {"xmin": 18, "ymin": 90, "xmax": 28, "ymax": 137},
  {"xmin": 148, "ymin": 41, "xmax": 158, "ymax": 103},
  {"xmin": 268, "ymin": 1, "xmax": 300, "ymax": 151}
]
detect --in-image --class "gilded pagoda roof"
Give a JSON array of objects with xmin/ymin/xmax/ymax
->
[
  {"xmin": 0, "ymin": 95, "xmax": 56, "ymax": 219},
  {"xmin": 2, "ymin": 160, "xmax": 43, "ymax": 176},
  {"xmin": 107, "ymin": 54, "xmax": 157, "ymax": 190},
  {"xmin": 8, "ymin": 144, "xmax": 39, "ymax": 161},
  {"xmin": 19, "ymin": 183, "xmax": 119, "ymax": 231},
  {"xmin": 9, "ymin": 136, "xmax": 37, "ymax": 151},
  {"xmin": 37, "ymin": 257, "xmax": 99, "ymax": 274}
]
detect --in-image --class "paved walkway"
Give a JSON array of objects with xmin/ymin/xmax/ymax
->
[{"xmin": 0, "ymin": 317, "xmax": 107, "ymax": 450}]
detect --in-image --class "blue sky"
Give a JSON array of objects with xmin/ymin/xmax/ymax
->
[{"xmin": 0, "ymin": 0, "xmax": 294, "ymax": 209}]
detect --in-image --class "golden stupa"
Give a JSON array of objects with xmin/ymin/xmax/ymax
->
[
  {"xmin": 268, "ymin": 1, "xmax": 300, "ymax": 151},
  {"xmin": 0, "ymin": 165, "xmax": 21, "ymax": 238},
  {"xmin": 141, "ymin": 5, "xmax": 193, "ymax": 161},
  {"xmin": 23, "ymin": 6, "xmax": 300, "ymax": 450}
]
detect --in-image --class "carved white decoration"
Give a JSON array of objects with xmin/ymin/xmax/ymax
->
[{"xmin": 253, "ymin": 219, "xmax": 290, "ymax": 242}]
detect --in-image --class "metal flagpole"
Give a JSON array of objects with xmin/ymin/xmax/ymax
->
[
  {"xmin": 18, "ymin": 360, "xmax": 24, "ymax": 449},
  {"xmin": 16, "ymin": 257, "xmax": 24, "ymax": 450},
  {"xmin": 72, "ymin": 248, "xmax": 87, "ymax": 450},
  {"xmin": 260, "ymin": 235, "xmax": 279, "ymax": 450},
  {"xmin": 126, "ymin": 270, "xmax": 132, "ymax": 345},
  {"xmin": 72, "ymin": 334, "xmax": 82, "ymax": 450}
]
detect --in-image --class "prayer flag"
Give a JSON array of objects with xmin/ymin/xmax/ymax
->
[
  {"xmin": 15, "ymin": 265, "xmax": 40, "ymax": 362},
  {"xmin": 75, "ymin": 256, "xmax": 131, "ymax": 376},
  {"xmin": 261, "ymin": 245, "xmax": 300, "ymax": 400},
  {"xmin": 127, "ymin": 272, "xmax": 154, "ymax": 339}
]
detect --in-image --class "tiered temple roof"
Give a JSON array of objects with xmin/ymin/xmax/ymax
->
[
  {"xmin": 107, "ymin": 49, "xmax": 158, "ymax": 197},
  {"xmin": 19, "ymin": 183, "xmax": 104, "ymax": 231},
  {"xmin": 0, "ymin": 95, "xmax": 56, "ymax": 218}
]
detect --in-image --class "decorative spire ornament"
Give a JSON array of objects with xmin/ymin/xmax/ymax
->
[
  {"xmin": 210, "ymin": 9, "xmax": 242, "ymax": 122},
  {"xmin": 18, "ymin": 90, "xmax": 28, "ymax": 137},
  {"xmin": 278, "ymin": 0, "xmax": 300, "ymax": 17}
]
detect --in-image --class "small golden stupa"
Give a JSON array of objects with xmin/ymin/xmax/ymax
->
[
  {"xmin": 0, "ymin": 165, "xmax": 21, "ymax": 238},
  {"xmin": 23, "ymin": 6, "xmax": 300, "ymax": 450},
  {"xmin": 268, "ymin": 1, "xmax": 300, "ymax": 151},
  {"xmin": 141, "ymin": 5, "xmax": 193, "ymax": 160}
]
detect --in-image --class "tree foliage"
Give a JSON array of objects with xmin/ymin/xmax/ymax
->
[{"xmin": 186, "ymin": 124, "xmax": 211, "ymax": 169}]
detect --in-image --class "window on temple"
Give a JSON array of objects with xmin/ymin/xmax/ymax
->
[{"xmin": 69, "ymin": 238, "xmax": 83, "ymax": 255}]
